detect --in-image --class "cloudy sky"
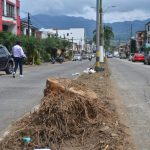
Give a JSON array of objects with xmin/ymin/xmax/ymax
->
[{"xmin": 21, "ymin": 0, "xmax": 150, "ymax": 23}]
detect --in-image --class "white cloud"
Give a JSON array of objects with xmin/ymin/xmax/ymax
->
[
  {"xmin": 104, "ymin": 10, "xmax": 150, "ymax": 23},
  {"xmin": 68, "ymin": 6, "xmax": 96, "ymax": 20},
  {"xmin": 21, "ymin": 0, "xmax": 150, "ymax": 22}
]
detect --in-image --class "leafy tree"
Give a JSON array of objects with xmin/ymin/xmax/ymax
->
[
  {"xmin": 0, "ymin": 31, "xmax": 72, "ymax": 64},
  {"xmin": 130, "ymin": 39, "xmax": 136, "ymax": 53},
  {"xmin": 0, "ymin": 32, "xmax": 16, "ymax": 51},
  {"xmin": 104, "ymin": 26, "xmax": 114, "ymax": 50},
  {"xmin": 93, "ymin": 25, "xmax": 114, "ymax": 50}
]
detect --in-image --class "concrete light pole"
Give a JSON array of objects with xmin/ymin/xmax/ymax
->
[
  {"xmin": 100, "ymin": 0, "xmax": 104, "ymax": 63},
  {"xmin": 27, "ymin": 12, "xmax": 30, "ymax": 38},
  {"xmin": 95, "ymin": 0, "xmax": 100, "ymax": 71}
]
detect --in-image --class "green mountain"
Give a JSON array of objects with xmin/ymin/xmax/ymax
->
[
  {"xmin": 29, "ymin": 14, "xmax": 96, "ymax": 40},
  {"xmin": 107, "ymin": 19, "xmax": 150, "ymax": 42},
  {"xmin": 26, "ymin": 14, "xmax": 150, "ymax": 41}
]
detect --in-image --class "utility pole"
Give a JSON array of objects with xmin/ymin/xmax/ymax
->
[
  {"xmin": 27, "ymin": 12, "xmax": 30, "ymax": 38},
  {"xmin": 100, "ymin": 0, "xmax": 104, "ymax": 63},
  {"xmin": 130, "ymin": 23, "xmax": 133, "ymax": 38},
  {"xmin": 95, "ymin": 0, "xmax": 100, "ymax": 71},
  {"xmin": 72, "ymin": 37, "xmax": 74, "ymax": 56}
]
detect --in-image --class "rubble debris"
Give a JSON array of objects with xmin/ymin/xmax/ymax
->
[
  {"xmin": 72, "ymin": 72, "xmax": 80, "ymax": 76},
  {"xmin": 83, "ymin": 68, "xmax": 96, "ymax": 74},
  {"xmin": 34, "ymin": 148, "xmax": 51, "ymax": 150},
  {"xmin": 0, "ymin": 62, "xmax": 133, "ymax": 150}
]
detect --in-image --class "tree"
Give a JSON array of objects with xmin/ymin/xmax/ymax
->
[
  {"xmin": 130, "ymin": 39, "xmax": 136, "ymax": 53},
  {"xmin": 93, "ymin": 25, "xmax": 114, "ymax": 50},
  {"xmin": 0, "ymin": 31, "xmax": 72, "ymax": 64},
  {"xmin": 103, "ymin": 26, "xmax": 114, "ymax": 50},
  {"xmin": 0, "ymin": 32, "xmax": 16, "ymax": 51}
]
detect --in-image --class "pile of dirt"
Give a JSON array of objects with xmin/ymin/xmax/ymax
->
[{"xmin": 0, "ymin": 63, "xmax": 131, "ymax": 150}]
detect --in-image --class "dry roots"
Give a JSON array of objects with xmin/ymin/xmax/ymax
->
[{"xmin": 0, "ymin": 71, "xmax": 127, "ymax": 150}]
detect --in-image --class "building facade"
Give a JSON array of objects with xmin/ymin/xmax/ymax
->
[
  {"xmin": 0, "ymin": 0, "xmax": 20, "ymax": 35},
  {"xmin": 40, "ymin": 28, "xmax": 85, "ymax": 53},
  {"xmin": 145, "ymin": 22, "xmax": 150, "ymax": 48},
  {"xmin": 21, "ymin": 20, "xmax": 42, "ymax": 38},
  {"xmin": 136, "ymin": 30, "xmax": 145, "ymax": 51}
]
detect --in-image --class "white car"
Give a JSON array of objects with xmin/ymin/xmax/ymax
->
[
  {"xmin": 72, "ymin": 54, "xmax": 82, "ymax": 61},
  {"xmin": 107, "ymin": 53, "xmax": 113, "ymax": 58}
]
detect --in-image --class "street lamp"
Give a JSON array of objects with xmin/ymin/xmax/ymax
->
[
  {"xmin": 95, "ymin": 0, "xmax": 100, "ymax": 71},
  {"xmin": 99, "ymin": 0, "xmax": 104, "ymax": 63},
  {"xmin": 94, "ymin": 1, "xmax": 116, "ymax": 70}
]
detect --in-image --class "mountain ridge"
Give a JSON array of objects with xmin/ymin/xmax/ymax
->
[{"xmin": 25, "ymin": 14, "xmax": 150, "ymax": 41}]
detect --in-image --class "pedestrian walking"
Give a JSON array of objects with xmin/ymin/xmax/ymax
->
[{"xmin": 12, "ymin": 41, "xmax": 26, "ymax": 78}]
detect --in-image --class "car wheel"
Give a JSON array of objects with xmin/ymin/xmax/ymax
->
[{"xmin": 5, "ymin": 62, "xmax": 13, "ymax": 74}]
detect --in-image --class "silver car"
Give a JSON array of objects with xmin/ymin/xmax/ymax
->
[{"xmin": 72, "ymin": 54, "xmax": 82, "ymax": 61}]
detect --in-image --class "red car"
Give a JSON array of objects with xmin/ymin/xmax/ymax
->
[{"xmin": 132, "ymin": 53, "xmax": 144, "ymax": 62}]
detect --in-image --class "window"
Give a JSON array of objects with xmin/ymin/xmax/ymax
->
[
  {"xmin": 3, "ymin": 25, "xmax": 9, "ymax": 31},
  {"xmin": 6, "ymin": 3, "xmax": 15, "ymax": 18},
  {"xmin": 2, "ymin": 0, "xmax": 4, "ymax": 16},
  {"xmin": 148, "ymin": 37, "xmax": 150, "ymax": 43},
  {"xmin": 148, "ymin": 25, "xmax": 150, "ymax": 31}
]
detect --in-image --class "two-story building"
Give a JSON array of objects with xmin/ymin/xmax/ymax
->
[
  {"xmin": 145, "ymin": 22, "xmax": 150, "ymax": 48},
  {"xmin": 136, "ymin": 30, "xmax": 146, "ymax": 51},
  {"xmin": 0, "ymin": 0, "xmax": 20, "ymax": 35},
  {"xmin": 40, "ymin": 28, "xmax": 85, "ymax": 53}
]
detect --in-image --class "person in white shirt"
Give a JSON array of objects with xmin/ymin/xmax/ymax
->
[{"xmin": 12, "ymin": 41, "xmax": 26, "ymax": 78}]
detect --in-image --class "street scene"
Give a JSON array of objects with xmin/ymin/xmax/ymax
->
[{"xmin": 0, "ymin": 0, "xmax": 150, "ymax": 149}]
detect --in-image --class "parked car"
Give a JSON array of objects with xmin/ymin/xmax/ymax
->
[
  {"xmin": 72, "ymin": 54, "xmax": 82, "ymax": 61},
  {"xmin": 132, "ymin": 53, "xmax": 144, "ymax": 62},
  {"xmin": 0, "ymin": 45, "xmax": 14, "ymax": 74},
  {"xmin": 128, "ymin": 53, "xmax": 134, "ymax": 61},
  {"xmin": 82, "ymin": 54, "xmax": 89, "ymax": 59},
  {"xmin": 119, "ymin": 52, "xmax": 126, "ymax": 59},
  {"xmin": 144, "ymin": 51, "xmax": 150, "ymax": 65},
  {"xmin": 107, "ymin": 53, "xmax": 113, "ymax": 58},
  {"xmin": 114, "ymin": 53, "xmax": 119, "ymax": 58},
  {"xmin": 114, "ymin": 51, "xmax": 119, "ymax": 57}
]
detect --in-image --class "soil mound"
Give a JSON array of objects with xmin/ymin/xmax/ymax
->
[{"xmin": 0, "ymin": 71, "xmax": 128, "ymax": 149}]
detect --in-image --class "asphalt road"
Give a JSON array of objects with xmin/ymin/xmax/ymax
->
[
  {"xmin": 109, "ymin": 58, "xmax": 150, "ymax": 150},
  {"xmin": 0, "ymin": 59, "xmax": 94, "ymax": 135}
]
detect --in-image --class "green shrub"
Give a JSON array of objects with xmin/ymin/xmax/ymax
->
[
  {"xmin": 0, "ymin": 31, "xmax": 71, "ymax": 64},
  {"xmin": 35, "ymin": 58, "xmax": 41, "ymax": 65}
]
